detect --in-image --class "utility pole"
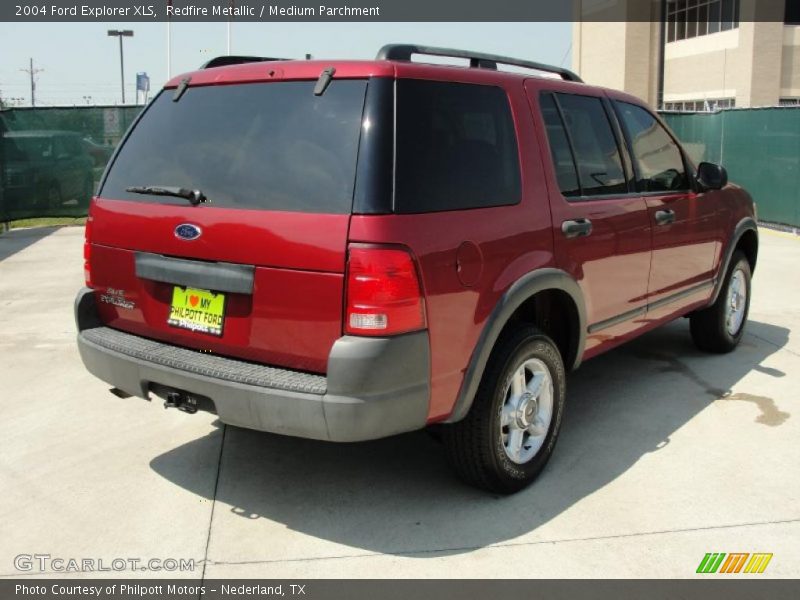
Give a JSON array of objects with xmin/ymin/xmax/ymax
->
[
  {"xmin": 107, "ymin": 30, "xmax": 134, "ymax": 104},
  {"xmin": 20, "ymin": 58, "xmax": 44, "ymax": 107}
]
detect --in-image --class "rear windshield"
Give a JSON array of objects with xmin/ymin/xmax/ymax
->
[{"xmin": 101, "ymin": 80, "xmax": 367, "ymax": 214}]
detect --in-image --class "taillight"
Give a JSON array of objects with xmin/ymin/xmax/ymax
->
[
  {"xmin": 83, "ymin": 216, "xmax": 93, "ymax": 288},
  {"xmin": 345, "ymin": 244, "xmax": 427, "ymax": 336}
]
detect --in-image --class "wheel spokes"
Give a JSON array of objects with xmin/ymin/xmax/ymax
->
[
  {"xmin": 500, "ymin": 358, "xmax": 555, "ymax": 465},
  {"xmin": 506, "ymin": 428, "xmax": 525, "ymax": 461},
  {"xmin": 526, "ymin": 372, "xmax": 546, "ymax": 397},
  {"xmin": 510, "ymin": 367, "xmax": 527, "ymax": 397},
  {"xmin": 527, "ymin": 417, "xmax": 548, "ymax": 437},
  {"xmin": 501, "ymin": 403, "xmax": 515, "ymax": 427}
]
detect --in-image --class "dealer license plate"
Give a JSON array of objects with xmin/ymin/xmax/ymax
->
[{"xmin": 167, "ymin": 286, "xmax": 226, "ymax": 336}]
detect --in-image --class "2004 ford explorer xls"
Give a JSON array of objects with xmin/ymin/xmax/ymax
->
[{"xmin": 75, "ymin": 45, "xmax": 758, "ymax": 493}]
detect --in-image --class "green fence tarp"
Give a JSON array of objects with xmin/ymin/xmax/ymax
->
[
  {"xmin": 0, "ymin": 105, "xmax": 142, "ymax": 221},
  {"xmin": 663, "ymin": 107, "xmax": 800, "ymax": 227}
]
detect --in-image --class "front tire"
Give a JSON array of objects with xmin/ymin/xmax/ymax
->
[
  {"xmin": 690, "ymin": 251, "xmax": 751, "ymax": 353},
  {"xmin": 443, "ymin": 326, "xmax": 566, "ymax": 494}
]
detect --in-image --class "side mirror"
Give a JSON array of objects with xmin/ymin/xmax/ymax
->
[{"xmin": 696, "ymin": 162, "xmax": 728, "ymax": 191}]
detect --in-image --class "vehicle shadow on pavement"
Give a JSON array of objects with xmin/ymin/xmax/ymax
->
[
  {"xmin": 0, "ymin": 227, "xmax": 58, "ymax": 262},
  {"xmin": 149, "ymin": 319, "xmax": 789, "ymax": 557}
]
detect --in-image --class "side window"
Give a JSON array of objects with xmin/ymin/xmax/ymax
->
[
  {"xmin": 554, "ymin": 94, "xmax": 627, "ymax": 197},
  {"xmin": 55, "ymin": 137, "xmax": 80, "ymax": 159},
  {"xmin": 395, "ymin": 80, "xmax": 521, "ymax": 213},
  {"xmin": 67, "ymin": 137, "xmax": 83, "ymax": 156},
  {"xmin": 539, "ymin": 94, "xmax": 580, "ymax": 197},
  {"xmin": 615, "ymin": 101, "xmax": 689, "ymax": 192}
]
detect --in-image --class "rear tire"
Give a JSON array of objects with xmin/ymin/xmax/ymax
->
[
  {"xmin": 443, "ymin": 326, "xmax": 566, "ymax": 494},
  {"xmin": 690, "ymin": 251, "xmax": 751, "ymax": 353}
]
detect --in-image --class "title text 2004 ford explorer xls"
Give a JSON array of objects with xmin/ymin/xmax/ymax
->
[{"xmin": 75, "ymin": 45, "xmax": 758, "ymax": 493}]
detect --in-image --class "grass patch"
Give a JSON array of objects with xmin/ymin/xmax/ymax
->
[{"xmin": 6, "ymin": 217, "xmax": 87, "ymax": 230}]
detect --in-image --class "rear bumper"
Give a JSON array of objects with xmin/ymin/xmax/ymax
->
[{"xmin": 75, "ymin": 288, "xmax": 430, "ymax": 442}]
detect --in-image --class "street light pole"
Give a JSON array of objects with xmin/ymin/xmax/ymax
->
[{"xmin": 107, "ymin": 30, "xmax": 134, "ymax": 104}]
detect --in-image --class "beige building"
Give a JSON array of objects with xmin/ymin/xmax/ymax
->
[{"xmin": 573, "ymin": 0, "xmax": 800, "ymax": 109}]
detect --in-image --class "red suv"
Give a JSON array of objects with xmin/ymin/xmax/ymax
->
[{"xmin": 76, "ymin": 45, "xmax": 758, "ymax": 493}]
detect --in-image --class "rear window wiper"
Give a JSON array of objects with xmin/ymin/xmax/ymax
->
[{"xmin": 126, "ymin": 185, "xmax": 207, "ymax": 206}]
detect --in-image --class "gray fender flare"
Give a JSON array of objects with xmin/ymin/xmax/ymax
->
[
  {"xmin": 444, "ymin": 268, "xmax": 587, "ymax": 423},
  {"xmin": 708, "ymin": 216, "xmax": 758, "ymax": 306}
]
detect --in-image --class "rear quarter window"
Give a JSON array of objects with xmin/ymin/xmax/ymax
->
[
  {"xmin": 101, "ymin": 80, "xmax": 367, "ymax": 214},
  {"xmin": 394, "ymin": 80, "xmax": 521, "ymax": 213}
]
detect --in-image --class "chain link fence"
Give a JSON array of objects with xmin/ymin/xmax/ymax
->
[{"xmin": 0, "ymin": 105, "xmax": 142, "ymax": 222}]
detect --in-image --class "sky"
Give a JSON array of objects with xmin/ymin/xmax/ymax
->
[{"xmin": 0, "ymin": 22, "xmax": 572, "ymax": 106}]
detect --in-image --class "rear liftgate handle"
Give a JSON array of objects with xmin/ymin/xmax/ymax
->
[{"xmin": 561, "ymin": 218, "xmax": 593, "ymax": 239}]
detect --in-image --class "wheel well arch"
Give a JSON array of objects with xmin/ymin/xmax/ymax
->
[
  {"xmin": 736, "ymin": 228, "xmax": 758, "ymax": 273},
  {"xmin": 445, "ymin": 268, "xmax": 586, "ymax": 423},
  {"xmin": 500, "ymin": 288, "xmax": 581, "ymax": 372},
  {"xmin": 708, "ymin": 217, "xmax": 758, "ymax": 306}
]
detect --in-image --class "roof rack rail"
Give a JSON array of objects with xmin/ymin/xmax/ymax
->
[
  {"xmin": 201, "ymin": 55, "xmax": 290, "ymax": 69},
  {"xmin": 375, "ymin": 44, "xmax": 583, "ymax": 83}
]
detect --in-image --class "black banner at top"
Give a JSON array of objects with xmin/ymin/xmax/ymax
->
[{"xmin": 0, "ymin": 0, "xmax": 791, "ymax": 23}]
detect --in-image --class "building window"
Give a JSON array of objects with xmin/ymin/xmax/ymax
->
[
  {"xmin": 786, "ymin": 1, "xmax": 800, "ymax": 25},
  {"xmin": 779, "ymin": 98, "xmax": 800, "ymax": 106},
  {"xmin": 667, "ymin": 0, "xmax": 740, "ymax": 43},
  {"xmin": 663, "ymin": 98, "xmax": 735, "ymax": 111}
]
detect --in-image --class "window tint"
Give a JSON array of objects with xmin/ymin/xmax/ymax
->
[
  {"xmin": 555, "ymin": 94, "xmax": 627, "ymax": 196},
  {"xmin": 539, "ymin": 94, "xmax": 580, "ymax": 197},
  {"xmin": 60, "ymin": 136, "xmax": 82, "ymax": 157},
  {"xmin": 615, "ymin": 101, "xmax": 689, "ymax": 192},
  {"xmin": 102, "ymin": 80, "xmax": 367, "ymax": 214},
  {"xmin": 395, "ymin": 80, "xmax": 521, "ymax": 213}
]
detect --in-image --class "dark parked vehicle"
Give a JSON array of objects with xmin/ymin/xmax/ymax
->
[
  {"xmin": 75, "ymin": 45, "xmax": 758, "ymax": 493},
  {"xmin": 2, "ymin": 130, "xmax": 94, "ymax": 212},
  {"xmin": 81, "ymin": 136, "xmax": 115, "ymax": 168}
]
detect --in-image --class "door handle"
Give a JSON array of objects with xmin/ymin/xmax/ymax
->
[
  {"xmin": 654, "ymin": 209, "xmax": 676, "ymax": 226},
  {"xmin": 561, "ymin": 218, "xmax": 593, "ymax": 238}
]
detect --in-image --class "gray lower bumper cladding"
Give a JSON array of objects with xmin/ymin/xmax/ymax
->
[{"xmin": 74, "ymin": 288, "xmax": 430, "ymax": 442}]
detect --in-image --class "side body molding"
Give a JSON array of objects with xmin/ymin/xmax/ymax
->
[
  {"xmin": 707, "ymin": 216, "xmax": 758, "ymax": 307},
  {"xmin": 445, "ymin": 268, "xmax": 587, "ymax": 423}
]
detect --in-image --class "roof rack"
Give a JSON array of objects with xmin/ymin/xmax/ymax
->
[
  {"xmin": 375, "ymin": 44, "xmax": 583, "ymax": 83},
  {"xmin": 201, "ymin": 55, "xmax": 290, "ymax": 69}
]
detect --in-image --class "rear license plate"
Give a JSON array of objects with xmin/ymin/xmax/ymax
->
[{"xmin": 168, "ymin": 286, "xmax": 226, "ymax": 336}]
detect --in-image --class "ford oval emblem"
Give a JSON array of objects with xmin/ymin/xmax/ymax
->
[{"xmin": 174, "ymin": 223, "xmax": 202, "ymax": 241}]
